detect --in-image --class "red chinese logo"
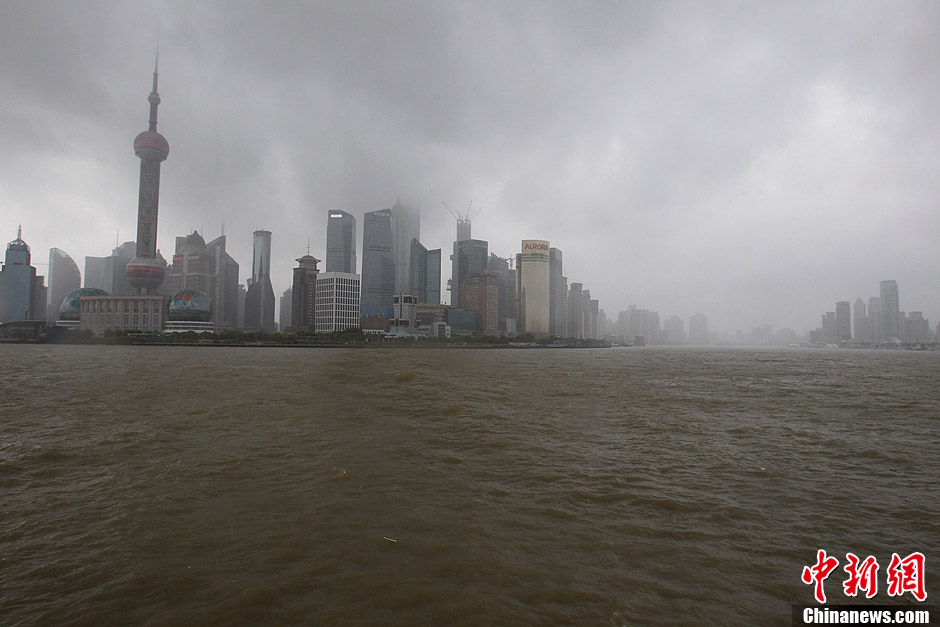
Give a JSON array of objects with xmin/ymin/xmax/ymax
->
[
  {"xmin": 803, "ymin": 550, "xmax": 927, "ymax": 603},
  {"xmin": 843, "ymin": 553, "xmax": 879, "ymax": 598},
  {"xmin": 802, "ymin": 549, "xmax": 840, "ymax": 603},
  {"xmin": 887, "ymin": 552, "xmax": 927, "ymax": 602}
]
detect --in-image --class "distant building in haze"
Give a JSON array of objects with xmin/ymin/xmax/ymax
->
[
  {"xmin": 46, "ymin": 248, "xmax": 81, "ymax": 323},
  {"xmin": 391, "ymin": 201, "xmax": 420, "ymax": 296},
  {"xmin": 821, "ymin": 312, "xmax": 837, "ymax": 344},
  {"xmin": 868, "ymin": 296, "xmax": 882, "ymax": 344},
  {"xmin": 279, "ymin": 287, "xmax": 292, "ymax": 333},
  {"xmin": 516, "ymin": 239, "xmax": 551, "ymax": 335},
  {"xmin": 567, "ymin": 282, "xmax": 584, "ymax": 339},
  {"xmin": 245, "ymin": 230, "xmax": 275, "ymax": 333},
  {"xmin": 584, "ymin": 291, "xmax": 598, "ymax": 340},
  {"xmin": 835, "ymin": 300, "xmax": 851, "ymax": 342},
  {"xmin": 84, "ymin": 241, "xmax": 138, "ymax": 296},
  {"xmin": 853, "ymin": 298, "xmax": 868, "ymax": 343},
  {"xmin": 549, "ymin": 247, "xmax": 567, "ymax": 337},
  {"xmin": 663, "ymin": 315, "xmax": 686, "ymax": 344},
  {"xmin": 617, "ymin": 306, "xmax": 660, "ymax": 345},
  {"xmin": 901, "ymin": 311, "xmax": 930, "ymax": 344},
  {"xmin": 879, "ymin": 280, "xmax": 900, "ymax": 342},
  {"xmin": 689, "ymin": 312, "xmax": 709, "ymax": 344},
  {"xmin": 290, "ymin": 254, "xmax": 320, "ymax": 331},
  {"xmin": 326, "ymin": 210, "xmax": 356, "ymax": 273}
]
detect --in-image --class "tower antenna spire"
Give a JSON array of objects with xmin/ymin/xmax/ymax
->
[{"xmin": 148, "ymin": 48, "xmax": 161, "ymax": 132}]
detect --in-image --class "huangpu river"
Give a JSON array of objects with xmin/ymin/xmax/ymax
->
[{"xmin": 1, "ymin": 344, "xmax": 937, "ymax": 625}]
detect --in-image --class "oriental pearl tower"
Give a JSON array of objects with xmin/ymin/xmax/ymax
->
[{"xmin": 125, "ymin": 55, "xmax": 169, "ymax": 294}]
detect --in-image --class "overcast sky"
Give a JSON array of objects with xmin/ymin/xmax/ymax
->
[{"xmin": 1, "ymin": 0, "xmax": 937, "ymax": 334}]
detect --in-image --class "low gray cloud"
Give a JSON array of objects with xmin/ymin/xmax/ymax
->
[{"xmin": 2, "ymin": 0, "xmax": 937, "ymax": 333}]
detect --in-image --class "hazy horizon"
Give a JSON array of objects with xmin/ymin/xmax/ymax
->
[{"xmin": 2, "ymin": 1, "xmax": 938, "ymax": 334}]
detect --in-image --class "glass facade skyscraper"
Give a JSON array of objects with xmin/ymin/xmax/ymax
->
[
  {"xmin": 450, "ymin": 239, "xmax": 488, "ymax": 307},
  {"xmin": 360, "ymin": 208, "xmax": 394, "ymax": 312},
  {"xmin": 326, "ymin": 210, "xmax": 356, "ymax": 274}
]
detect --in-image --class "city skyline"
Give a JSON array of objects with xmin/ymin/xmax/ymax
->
[{"xmin": 2, "ymin": 2, "xmax": 938, "ymax": 333}]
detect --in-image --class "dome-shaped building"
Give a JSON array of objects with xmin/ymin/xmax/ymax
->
[
  {"xmin": 164, "ymin": 289, "xmax": 214, "ymax": 334},
  {"xmin": 58, "ymin": 288, "xmax": 109, "ymax": 325}
]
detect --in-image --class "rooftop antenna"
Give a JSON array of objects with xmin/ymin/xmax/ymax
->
[
  {"xmin": 221, "ymin": 220, "xmax": 225, "ymax": 237},
  {"xmin": 307, "ymin": 238, "xmax": 310, "ymax": 255},
  {"xmin": 17, "ymin": 224, "xmax": 22, "ymax": 240}
]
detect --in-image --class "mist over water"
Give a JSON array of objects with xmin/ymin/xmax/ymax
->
[{"xmin": 1, "ymin": 345, "xmax": 937, "ymax": 625}]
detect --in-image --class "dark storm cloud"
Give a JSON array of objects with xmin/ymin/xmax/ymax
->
[{"xmin": 1, "ymin": 0, "xmax": 938, "ymax": 333}]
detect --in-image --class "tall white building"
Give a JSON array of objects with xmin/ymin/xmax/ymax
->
[
  {"xmin": 47, "ymin": 248, "xmax": 81, "ymax": 323},
  {"xmin": 516, "ymin": 239, "xmax": 551, "ymax": 335},
  {"xmin": 316, "ymin": 272, "xmax": 360, "ymax": 333}
]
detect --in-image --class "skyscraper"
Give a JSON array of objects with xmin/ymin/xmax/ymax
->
[
  {"xmin": 84, "ymin": 241, "xmax": 138, "ymax": 295},
  {"xmin": 835, "ymin": 301, "xmax": 851, "ymax": 342},
  {"xmin": 879, "ymin": 280, "xmax": 900, "ymax": 342},
  {"xmin": 460, "ymin": 270, "xmax": 500, "ymax": 335},
  {"xmin": 853, "ymin": 298, "xmax": 868, "ymax": 344},
  {"xmin": 486, "ymin": 254, "xmax": 516, "ymax": 334},
  {"xmin": 689, "ymin": 312, "xmax": 709, "ymax": 344},
  {"xmin": 391, "ymin": 201, "xmax": 419, "ymax": 296},
  {"xmin": 360, "ymin": 208, "xmax": 394, "ymax": 314},
  {"xmin": 0, "ymin": 228, "xmax": 45, "ymax": 322},
  {"xmin": 868, "ymin": 296, "xmax": 882, "ymax": 344},
  {"xmin": 291, "ymin": 254, "xmax": 320, "ymax": 331},
  {"xmin": 411, "ymin": 240, "xmax": 428, "ymax": 303},
  {"xmin": 456, "ymin": 217, "xmax": 471, "ymax": 243},
  {"xmin": 206, "ymin": 235, "xmax": 240, "ymax": 330},
  {"xmin": 549, "ymin": 247, "xmax": 567, "ymax": 336},
  {"xmin": 567, "ymin": 282, "xmax": 584, "ymax": 339},
  {"xmin": 164, "ymin": 231, "xmax": 240, "ymax": 329},
  {"xmin": 46, "ymin": 248, "xmax": 81, "ymax": 323},
  {"xmin": 125, "ymin": 55, "xmax": 169, "ymax": 295},
  {"xmin": 663, "ymin": 315, "xmax": 686, "ymax": 343},
  {"xmin": 279, "ymin": 287, "xmax": 292, "ymax": 333},
  {"xmin": 326, "ymin": 210, "xmax": 356, "ymax": 273},
  {"xmin": 410, "ymin": 239, "xmax": 442, "ymax": 305},
  {"xmin": 450, "ymin": 239, "xmax": 488, "ymax": 307},
  {"xmin": 426, "ymin": 249, "xmax": 441, "ymax": 305},
  {"xmin": 516, "ymin": 239, "xmax": 551, "ymax": 335},
  {"xmin": 245, "ymin": 230, "xmax": 275, "ymax": 333}
]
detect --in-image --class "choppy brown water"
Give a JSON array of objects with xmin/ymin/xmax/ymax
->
[{"xmin": 1, "ymin": 345, "xmax": 937, "ymax": 626}]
